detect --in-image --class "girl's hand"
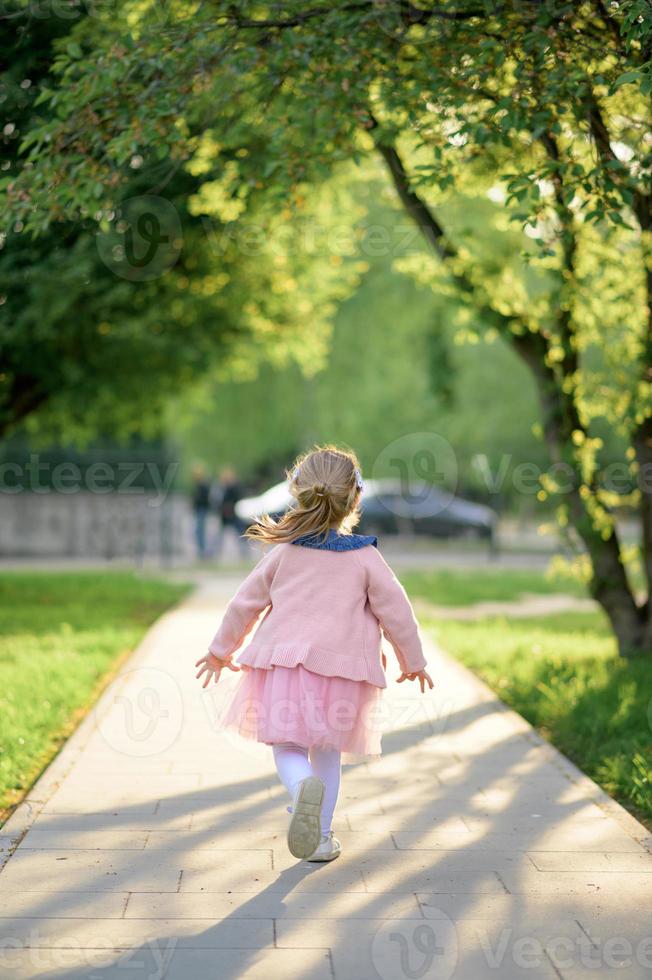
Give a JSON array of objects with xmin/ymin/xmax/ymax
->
[
  {"xmin": 396, "ymin": 669, "xmax": 434, "ymax": 693},
  {"xmin": 194, "ymin": 652, "xmax": 240, "ymax": 688}
]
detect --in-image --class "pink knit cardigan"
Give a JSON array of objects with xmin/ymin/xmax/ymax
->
[{"xmin": 207, "ymin": 541, "xmax": 427, "ymax": 688}]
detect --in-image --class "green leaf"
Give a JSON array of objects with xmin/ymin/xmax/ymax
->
[{"xmin": 610, "ymin": 70, "xmax": 641, "ymax": 93}]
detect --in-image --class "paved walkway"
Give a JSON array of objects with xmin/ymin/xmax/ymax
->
[{"xmin": 0, "ymin": 578, "xmax": 651, "ymax": 979}]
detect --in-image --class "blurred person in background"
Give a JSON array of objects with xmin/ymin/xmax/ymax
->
[
  {"xmin": 213, "ymin": 465, "xmax": 249, "ymax": 560},
  {"xmin": 191, "ymin": 463, "xmax": 212, "ymax": 560}
]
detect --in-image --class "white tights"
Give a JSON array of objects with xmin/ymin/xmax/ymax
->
[{"xmin": 272, "ymin": 742, "xmax": 341, "ymax": 836}]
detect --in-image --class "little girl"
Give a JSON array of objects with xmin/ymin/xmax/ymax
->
[{"xmin": 195, "ymin": 445, "xmax": 433, "ymax": 862}]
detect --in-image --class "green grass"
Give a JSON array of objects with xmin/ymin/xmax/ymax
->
[
  {"xmin": 0, "ymin": 571, "xmax": 190, "ymax": 824},
  {"xmin": 401, "ymin": 566, "xmax": 589, "ymax": 607},
  {"xmin": 405, "ymin": 572, "xmax": 652, "ymax": 827}
]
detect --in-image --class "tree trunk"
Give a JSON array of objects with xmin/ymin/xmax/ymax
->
[
  {"xmin": 632, "ymin": 258, "xmax": 652, "ymax": 650},
  {"xmin": 0, "ymin": 374, "xmax": 48, "ymax": 441},
  {"xmin": 634, "ymin": 413, "xmax": 652, "ymax": 650},
  {"xmin": 510, "ymin": 330, "xmax": 649, "ymax": 658},
  {"xmin": 373, "ymin": 134, "xmax": 650, "ymax": 657}
]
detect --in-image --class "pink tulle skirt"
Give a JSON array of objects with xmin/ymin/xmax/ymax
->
[{"xmin": 216, "ymin": 663, "xmax": 385, "ymax": 758}]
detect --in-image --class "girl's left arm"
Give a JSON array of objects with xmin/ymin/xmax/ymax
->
[
  {"xmin": 364, "ymin": 546, "xmax": 428, "ymax": 676},
  {"xmin": 207, "ymin": 546, "xmax": 280, "ymax": 663}
]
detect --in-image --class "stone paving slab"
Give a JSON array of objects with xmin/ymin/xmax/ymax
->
[
  {"xmin": 0, "ymin": 849, "xmax": 186, "ymax": 893},
  {"xmin": 345, "ymin": 813, "xmax": 472, "ymax": 832},
  {"xmin": 178, "ymin": 865, "xmax": 368, "ymax": 895},
  {"xmin": 147, "ymin": 828, "xmax": 399, "ymax": 852},
  {"xmin": 0, "ymin": 947, "xmax": 334, "ymax": 980},
  {"xmin": 0, "ymin": 916, "xmax": 274, "ymax": 948},
  {"xmin": 124, "ymin": 890, "xmax": 424, "ymax": 920},
  {"xmin": 0, "ymin": 577, "xmax": 650, "ymax": 979},
  {"xmin": 15, "ymin": 830, "xmax": 151, "ymax": 850},
  {"xmin": 275, "ymin": 916, "xmax": 582, "ymax": 978},
  {"xmin": 0, "ymin": 891, "xmax": 129, "ymax": 920},
  {"xmin": 394, "ymin": 829, "xmax": 648, "ymax": 852},
  {"xmin": 27, "ymin": 811, "xmax": 194, "ymax": 832},
  {"xmin": 497, "ymin": 869, "xmax": 652, "ymax": 896},
  {"xmin": 352, "ymin": 848, "xmax": 530, "ymax": 875},
  {"xmin": 527, "ymin": 850, "xmax": 652, "ymax": 872}
]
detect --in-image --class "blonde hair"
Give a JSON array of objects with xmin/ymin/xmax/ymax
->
[{"xmin": 244, "ymin": 444, "xmax": 363, "ymax": 546}]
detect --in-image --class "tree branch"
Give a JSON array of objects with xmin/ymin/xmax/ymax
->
[
  {"xmin": 584, "ymin": 89, "xmax": 618, "ymax": 166},
  {"xmin": 0, "ymin": 373, "xmax": 49, "ymax": 440},
  {"xmin": 582, "ymin": 86, "xmax": 651, "ymax": 227},
  {"xmin": 538, "ymin": 129, "xmax": 579, "ymax": 381},
  {"xmin": 228, "ymin": 2, "xmax": 368, "ymax": 29},
  {"xmin": 590, "ymin": 0, "xmax": 627, "ymax": 53},
  {"xmin": 369, "ymin": 118, "xmax": 454, "ymax": 263},
  {"xmin": 228, "ymin": 1, "xmax": 493, "ymax": 30}
]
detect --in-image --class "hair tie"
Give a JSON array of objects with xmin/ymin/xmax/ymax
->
[{"xmin": 292, "ymin": 463, "xmax": 364, "ymax": 493}]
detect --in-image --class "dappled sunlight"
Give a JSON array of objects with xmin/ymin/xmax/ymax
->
[{"xmin": 1, "ymin": 576, "xmax": 650, "ymax": 980}]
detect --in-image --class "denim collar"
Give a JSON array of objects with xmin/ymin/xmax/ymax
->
[{"xmin": 291, "ymin": 528, "xmax": 378, "ymax": 551}]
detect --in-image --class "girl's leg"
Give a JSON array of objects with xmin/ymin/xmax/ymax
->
[
  {"xmin": 309, "ymin": 746, "xmax": 341, "ymax": 835},
  {"xmin": 272, "ymin": 742, "xmax": 313, "ymax": 802}
]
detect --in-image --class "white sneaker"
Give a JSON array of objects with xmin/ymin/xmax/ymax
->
[
  {"xmin": 306, "ymin": 831, "xmax": 341, "ymax": 862},
  {"xmin": 287, "ymin": 776, "xmax": 324, "ymax": 859}
]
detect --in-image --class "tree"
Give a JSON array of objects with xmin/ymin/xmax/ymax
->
[
  {"xmin": 4, "ymin": 1, "xmax": 652, "ymax": 655},
  {"xmin": 0, "ymin": 4, "xmax": 364, "ymax": 441}
]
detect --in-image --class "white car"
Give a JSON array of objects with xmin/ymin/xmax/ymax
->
[{"xmin": 235, "ymin": 481, "xmax": 294, "ymax": 523}]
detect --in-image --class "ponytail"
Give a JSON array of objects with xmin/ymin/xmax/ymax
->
[{"xmin": 244, "ymin": 444, "xmax": 362, "ymax": 546}]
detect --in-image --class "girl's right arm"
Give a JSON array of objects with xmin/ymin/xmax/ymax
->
[{"xmin": 207, "ymin": 546, "xmax": 281, "ymax": 663}]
